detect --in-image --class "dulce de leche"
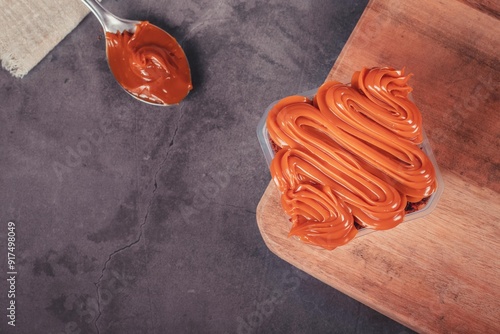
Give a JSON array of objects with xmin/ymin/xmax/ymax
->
[
  {"xmin": 105, "ymin": 21, "xmax": 192, "ymax": 105},
  {"xmin": 266, "ymin": 67, "xmax": 437, "ymax": 250}
]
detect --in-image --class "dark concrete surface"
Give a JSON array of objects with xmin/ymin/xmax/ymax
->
[{"xmin": 0, "ymin": 0, "xmax": 415, "ymax": 333}]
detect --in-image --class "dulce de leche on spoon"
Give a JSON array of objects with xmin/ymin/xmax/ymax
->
[{"xmin": 81, "ymin": 0, "xmax": 192, "ymax": 106}]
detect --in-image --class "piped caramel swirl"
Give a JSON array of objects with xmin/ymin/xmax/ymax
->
[
  {"xmin": 279, "ymin": 183, "xmax": 357, "ymax": 250},
  {"xmin": 314, "ymin": 80, "xmax": 436, "ymax": 201},
  {"xmin": 269, "ymin": 97, "xmax": 407, "ymax": 228},
  {"xmin": 351, "ymin": 67, "xmax": 423, "ymax": 144},
  {"xmin": 266, "ymin": 67, "xmax": 437, "ymax": 250}
]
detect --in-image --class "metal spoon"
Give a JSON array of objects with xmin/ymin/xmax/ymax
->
[
  {"xmin": 81, "ymin": 0, "xmax": 140, "ymax": 36},
  {"xmin": 80, "ymin": 0, "xmax": 191, "ymax": 106}
]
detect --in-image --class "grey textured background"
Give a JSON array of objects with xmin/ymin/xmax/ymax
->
[{"xmin": 0, "ymin": 0, "xmax": 414, "ymax": 333}]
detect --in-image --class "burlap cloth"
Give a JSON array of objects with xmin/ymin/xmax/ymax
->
[{"xmin": 0, "ymin": 0, "xmax": 90, "ymax": 78}]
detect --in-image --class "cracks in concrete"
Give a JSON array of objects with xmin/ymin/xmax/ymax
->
[
  {"xmin": 93, "ymin": 107, "xmax": 185, "ymax": 334},
  {"xmin": 153, "ymin": 107, "xmax": 184, "ymax": 192},
  {"xmin": 93, "ymin": 238, "xmax": 144, "ymax": 333}
]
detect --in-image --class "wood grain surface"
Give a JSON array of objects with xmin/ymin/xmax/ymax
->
[{"xmin": 256, "ymin": 0, "xmax": 500, "ymax": 333}]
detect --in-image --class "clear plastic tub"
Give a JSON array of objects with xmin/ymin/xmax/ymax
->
[{"xmin": 257, "ymin": 88, "xmax": 444, "ymax": 237}]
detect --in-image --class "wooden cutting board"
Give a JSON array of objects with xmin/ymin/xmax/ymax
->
[{"xmin": 256, "ymin": 1, "xmax": 500, "ymax": 333}]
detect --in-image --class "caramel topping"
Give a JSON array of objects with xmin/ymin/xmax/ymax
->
[
  {"xmin": 269, "ymin": 97, "xmax": 406, "ymax": 230},
  {"xmin": 266, "ymin": 67, "xmax": 437, "ymax": 250},
  {"xmin": 106, "ymin": 21, "xmax": 192, "ymax": 105},
  {"xmin": 314, "ymin": 80, "xmax": 436, "ymax": 201},
  {"xmin": 351, "ymin": 67, "xmax": 423, "ymax": 144},
  {"xmin": 279, "ymin": 183, "xmax": 357, "ymax": 250}
]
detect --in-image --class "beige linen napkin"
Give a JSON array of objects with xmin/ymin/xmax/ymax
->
[{"xmin": 0, "ymin": 0, "xmax": 89, "ymax": 78}]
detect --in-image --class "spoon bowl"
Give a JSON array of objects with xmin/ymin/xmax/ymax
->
[{"xmin": 80, "ymin": 0, "xmax": 192, "ymax": 106}]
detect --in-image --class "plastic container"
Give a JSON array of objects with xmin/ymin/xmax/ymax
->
[{"xmin": 257, "ymin": 88, "xmax": 444, "ymax": 238}]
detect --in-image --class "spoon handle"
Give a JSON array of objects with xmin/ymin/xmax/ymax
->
[
  {"xmin": 80, "ymin": 0, "xmax": 137, "ymax": 33},
  {"xmin": 80, "ymin": 0, "xmax": 112, "ymax": 31}
]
